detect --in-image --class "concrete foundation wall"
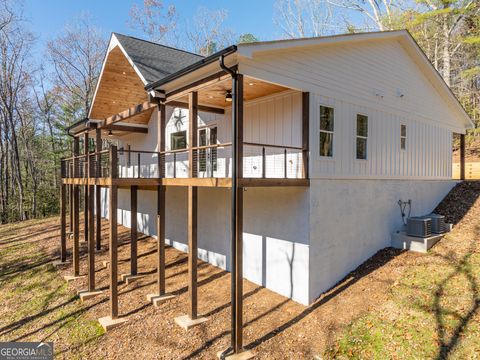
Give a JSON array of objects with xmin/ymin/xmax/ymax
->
[
  {"xmin": 100, "ymin": 186, "xmax": 311, "ymax": 304},
  {"xmin": 308, "ymin": 179, "xmax": 456, "ymax": 303}
]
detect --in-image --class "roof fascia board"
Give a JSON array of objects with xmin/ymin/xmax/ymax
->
[
  {"xmin": 113, "ymin": 34, "xmax": 149, "ymax": 85},
  {"xmin": 237, "ymin": 30, "xmax": 404, "ymax": 58}
]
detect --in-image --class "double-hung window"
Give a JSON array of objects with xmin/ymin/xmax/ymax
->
[
  {"xmin": 356, "ymin": 114, "xmax": 368, "ymax": 160},
  {"xmin": 319, "ymin": 106, "xmax": 334, "ymax": 157}
]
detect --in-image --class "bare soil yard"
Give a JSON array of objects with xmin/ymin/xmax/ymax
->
[{"xmin": 0, "ymin": 181, "xmax": 479, "ymax": 359}]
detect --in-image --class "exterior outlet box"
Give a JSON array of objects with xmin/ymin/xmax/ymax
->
[{"xmin": 407, "ymin": 216, "xmax": 432, "ymax": 238}]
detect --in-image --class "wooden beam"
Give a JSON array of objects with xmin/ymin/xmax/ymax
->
[
  {"xmin": 167, "ymin": 100, "xmax": 225, "ymax": 115},
  {"xmin": 104, "ymin": 101, "xmax": 156, "ymax": 126},
  {"xmin": 84, "ymin": 132, "xmax": 89, "ymax": 244},
  {"xmin": 234, "ymin": 73, "xmax": 244, "ymax": 352},
  {"xmin": 188, "ymin": 185, "xmax": 198, "ymax": 320},
  {"xmin": 88, "ymin": 183, "xmax": 95, "ymax": 291},
  {"xmin": 165, "ymin": 71, "xmax": 230, "ymax": 103},
  {"xmin": 60, "ymin": 184, "xmax": 67, "ymax": 262},
  {"xmin": 103, "ymin": 124, "xmax": 148, "ymax": 134},
  {"xmin": 130, "ymin": 186, "xmax": 138, "ymax": 276},
  {"xmin": 69, "ymin": 184, "xmax": 73, "ymax": 233},
  {"xmin": 73, "ymin": 137, "xmax": 80, "ymax": 277},
  {"xmin": 189, "ymin": 92, "xmax": 198, "ymax": 178},
  {"xmin": 157, "ymin": 185, "xmax": 166, "ymax": 295},
  {"xmin": 460, "ymin": 134, "xmax": 466, "ymax": 181},
  {"xmin": 95, "ymin": 128, "xmax": 102, "ymax": 251},
  {"xmin": 302, "ymin": 92, "xmax": 309, "ymax": 179},
  {"xmin": 109, "ymin": 184, "xmax": 118, "ymax": 318}
]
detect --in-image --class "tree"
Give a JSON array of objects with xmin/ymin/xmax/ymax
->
[
  {"xmin": 274, "ymin": 0, "xmax": 338, "ymax": 38},
  {"xmin": 128, "ymin": 0, "xmax": 178, "ymax": 45},
  {"xmin": 238, "ymin": 33, "xmax": 259, "ymax": 43},
  {"xmin": 46, "ymin": 15, "xmax": 106, "ymax": 122}
]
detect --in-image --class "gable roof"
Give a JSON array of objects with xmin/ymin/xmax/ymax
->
[
  {"xmin": 147, "ymin": 30, "xmax": 472, "ymax": 130},
  {"xmin": 113, "ymin": 33, "xmax": 203, "ymax": 85}
]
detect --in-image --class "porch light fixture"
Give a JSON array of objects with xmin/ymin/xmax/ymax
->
[
  {"xmin": 108, "ymin": 130, "xmax": 113, "ymax": 137},
  {"xmin": 248, "ymin": 82, "xmax": 254, "ymax": 86},
  {"xmin": 225, "ymin": 90, "xmax": 232, "ymax": 102}
]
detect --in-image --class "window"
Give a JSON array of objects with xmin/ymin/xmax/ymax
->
[
  {"xmin": 319, "ymin": 106, "xmax": 334, "ymax": 157},
  {"xmin": 171, "ymin": 130, "xmax": 187, "ymax": 150},
  {"xmin": 356, "ymin": 114, "xmax": 368, "ymax": 160},
  {"xmin": 400, "ymin": 124, "xmax": 407, "ymax": 150}
]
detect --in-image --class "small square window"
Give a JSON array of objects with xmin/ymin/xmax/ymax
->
[
  {"xmin": 171, "ymin": 130, "xmax": 187, "ymax": 150},
  {"xmin": 319, "ymin": 106, "xmax": 334, "ymax": 157}
]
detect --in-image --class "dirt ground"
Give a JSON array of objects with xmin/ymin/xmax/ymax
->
[{"xmin": 1, "ymin": 182, "xmax": 479, "ymax": 359}]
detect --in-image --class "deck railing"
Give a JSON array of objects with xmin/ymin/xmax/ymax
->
[{"xmin": 61, "ymin": 142, "xmax": 306, "ymax": 180}]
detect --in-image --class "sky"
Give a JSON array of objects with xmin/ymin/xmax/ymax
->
[{"xmin": 24, "ymin": 0, "xmax": 281, "ymax": 57}]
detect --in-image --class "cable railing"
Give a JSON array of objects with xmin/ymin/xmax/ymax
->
[{"xmin": 60, "ymin": 142, "xmax": 306, "ymax": 180}]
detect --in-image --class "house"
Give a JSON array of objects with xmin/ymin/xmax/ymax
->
[{"xmin": 59, "ymin": 30, "xmax": 473, "ymax": 357}]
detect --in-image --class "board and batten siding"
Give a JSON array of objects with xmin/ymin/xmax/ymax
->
[
  {"xmin": 239, "ymin": 38, "xmax": 457, "ymax": 180},
  {"xmin": 310, "ymin": 93, "xmax": 452, "ymax": 179}
]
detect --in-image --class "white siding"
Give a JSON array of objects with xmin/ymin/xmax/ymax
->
[{"xmin": 239, "ymin": 39, "xmax": 456, "ymax": 180}]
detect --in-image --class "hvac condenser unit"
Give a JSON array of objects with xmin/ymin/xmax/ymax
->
[
  {"xmin": 407, "ymin": 216, "xmax": 432, "ymax": 238},
  {"xmin": 428, "ymin": 213, "xmax": 446, "ymax": 234}
]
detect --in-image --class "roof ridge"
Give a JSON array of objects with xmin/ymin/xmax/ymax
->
[{"xmin": 113, "ymin": 32, "xmax": 204, "ymax": 58}]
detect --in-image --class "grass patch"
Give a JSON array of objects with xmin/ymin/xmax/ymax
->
[
  {"xmin": 0, "ymin": 217, "xmax": 104, "ymax": 358},
  {"xmin": 325, "ymin": 247, "xmax": 480, "ymax": 359}
]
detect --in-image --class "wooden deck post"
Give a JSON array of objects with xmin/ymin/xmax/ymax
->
[
  {"xmin": 232, "ymin": 73, "xmax": 244, "ymax": 353},
  {"xmin": 302, "ymin": 92, "xmax": 310, "ymax": 179},
  {"xmin": 88, "ymin": 149, "xmax": 95, "ymax": 292},
  {"xmin": 157, "ymin": 185, "xmax": 166, "ymax": 295},
  {"xmin": 73, "ymin": 137, "xmax": 80, "ymax": 277},
  {"xmin": 460, "ymin": 133, "xmax": 466, "ymax": 181},
  {"xmin": 60, "ymin": 183, "xmax": 67, "ymax": 262},
  {"xmin": 109, "ymin": 146, "xmax": 119, "ymax": 319},
  {"xmin": 96, "ymin": 127, "xmax": 102, "ymax": 250},
  {"xmin": 69, "ymin": 184, "xmax": 73, "ymax": 233},
  {"xmin": 83, "ymin": 132, "xmax": 89, "ymax": 243},
  {"xmin": 130, "ymin": 185, "xmax": 138, "ymax": 276},
  {"xmin": 188, "ymin": 91, "xmax": 199, "ymax": 320}
]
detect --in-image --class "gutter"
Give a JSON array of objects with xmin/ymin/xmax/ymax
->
[{"xmin": 145, "ymin": 45, "xmax": 237, "ymax": 91}]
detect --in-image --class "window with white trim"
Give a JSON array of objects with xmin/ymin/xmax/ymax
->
[
  {"xmin": 356, "ymin": 114, "xmax": 368, "ymax": 160},
  {"xmin": 400, "ymin": 124, "xmax": 407, "ymax": 150},
  {"xmin": 319, "ymin": 106, "xmax": 334, "ymax": 157}
]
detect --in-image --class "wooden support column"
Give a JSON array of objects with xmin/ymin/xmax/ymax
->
[
  {"xmin": 302, "ymin": 92, "xmax": 310, "ymax": 179},
  {"xmin": 233, "ymin": 73, "xmax": 244, "ymax": 353},
  {"xmin": 130, "ymin": 186, "xmax": 138, "ymax": 276},
  {"xmin": 188, "ymin": 91, "xmax": 198, "ymax": 320},
  {"xmin": 95, "ymin": 127, "xmax": 102, "ymax": 250},
  {"xmin": 188, "ymin": 185, "xmax": 198, "ymax": 320},
  {"xmin": 88, "ymin": 154, "xmax": 95, "ymax": 291},
  {"xmin": 69, "ymin": 184, "xmax": 73, "ymax": 232},
  {"xmin": 60, "ymin": 183, "xmax": 67, "ymax": 262},
  {"xmin": 460, "ymin": 133, "xmax": 466, "ymax": 180},
  {"xmin": 109, "ymin": 146, "xmax": 119, "ymax": 319},
  {"xmin": 73, "ymin": 137, "xmax": 80, "ymax": 277},
  {"xmin": 83, "ymin": 132, "xmax": 89, "ymax": 243},
  {"xmin": 157, "ymin": 185, "xmax": 165, "ymax": 295}
]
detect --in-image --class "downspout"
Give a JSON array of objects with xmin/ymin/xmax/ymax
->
[{"xmin": 219, "ymin": 54, "xmax": 238, "ymax": 356}]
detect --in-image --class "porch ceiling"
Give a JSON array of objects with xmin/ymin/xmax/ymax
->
[
  {"xmin": 89, "ymin": 46, "xmax": 148, "ymax": 120},
  {"xmin": 169, "ymin": 75, "xmax": 290, "ymax": 109}
]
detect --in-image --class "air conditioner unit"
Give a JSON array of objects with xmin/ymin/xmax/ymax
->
[
  {"xmin": 428, "ymin": 214, "xmax": 446, "ymax": 234},
  {"xmin": 407, "ymin": 216, "xmax": 432, "ymax": 238}
]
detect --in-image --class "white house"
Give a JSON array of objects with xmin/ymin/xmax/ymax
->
[{"xmin": 60, "ymin": 29, "xmax": 472, "ymax": 352}]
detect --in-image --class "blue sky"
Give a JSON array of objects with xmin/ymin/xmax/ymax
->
[{"xmin": 24, "ymin": 0, "xmax": 280, "ymax": 54}]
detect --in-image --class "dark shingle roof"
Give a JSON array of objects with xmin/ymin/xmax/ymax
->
[{"xmin": 114, "ymin": 33, "xmax": 203, "ymax": 85}]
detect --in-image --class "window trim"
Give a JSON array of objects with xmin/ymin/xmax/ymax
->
[
  {"xmin": 355, "ymin": 113, "xmax": 369, "ymax": 160},
  {"xmin": 400, "ymin": 124, "xmax": 407, "ymax": 151},
  {"xmin": 319, "ymin": 104, "xmax": 335, "ymax": 158}
]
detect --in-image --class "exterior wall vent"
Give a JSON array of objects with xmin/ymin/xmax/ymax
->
[{"xmin": 406, "ymin": 216, "xmax": 432, "ymax": 238}]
